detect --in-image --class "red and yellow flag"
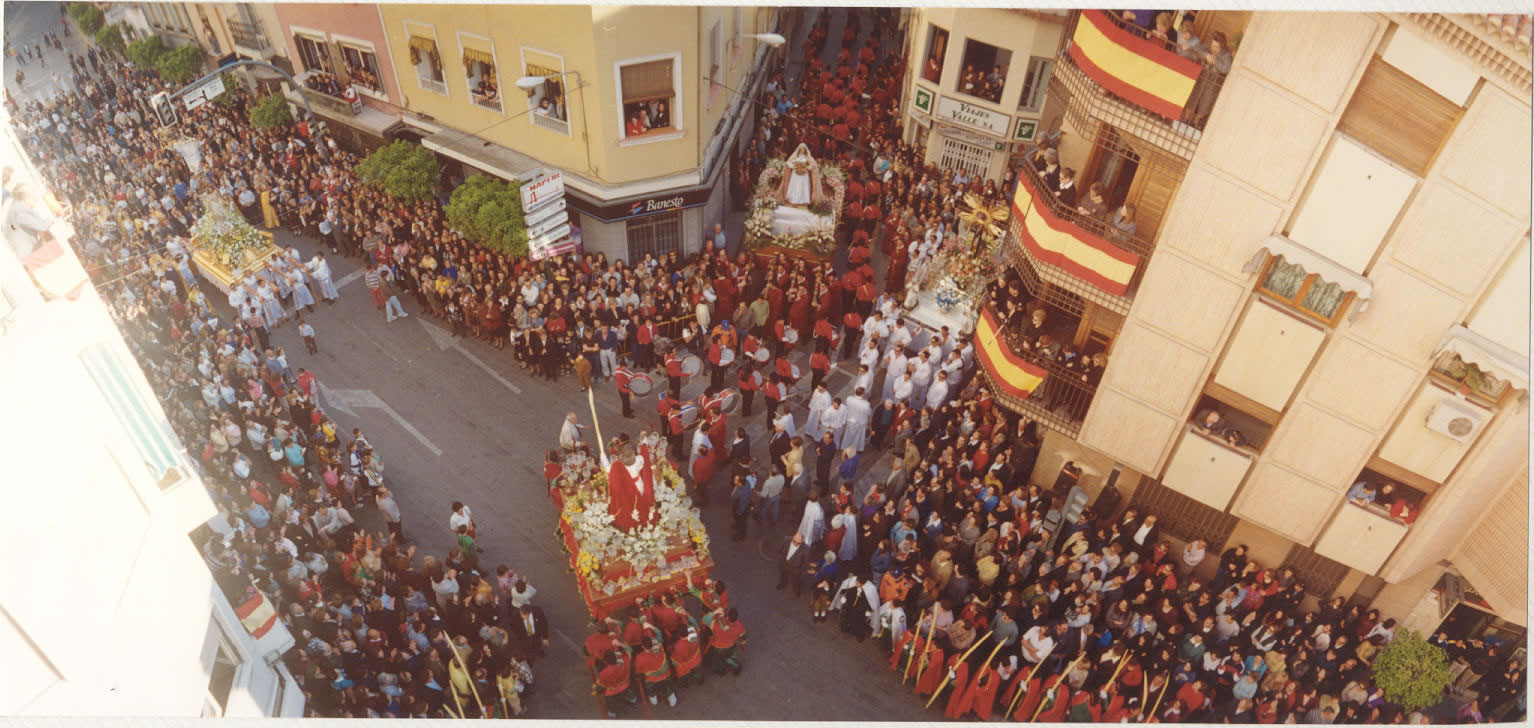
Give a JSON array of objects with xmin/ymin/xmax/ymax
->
[
  {"xmin": 22, "ymin": 239, "xmax": 88, "ymax": 300},
  {"xmin": 236, "ymin": 589, "xmax": 279, "ymax": 639},
  {"xmin": 1010, "ymin": 174, "xmax": 1141, "ymax": 297},
  {"xmin": 975, "ymin": 306, "xmax": 1046, "ymax": 401},
  {"xmin": 1067, "ymin": 10, "xmax": 1201, "ymax": 120}
]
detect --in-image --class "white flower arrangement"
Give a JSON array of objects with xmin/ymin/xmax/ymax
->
[
  {"xmin": 191, "ymin": 194, "xmax": 272, "ymax": 271},
  {"xmin": 560, "ymin": 457, "xmax": 708, "ymax": 588}
]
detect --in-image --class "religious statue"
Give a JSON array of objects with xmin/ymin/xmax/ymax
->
[
  {"xmin": 776, "ymin": 143, "xmax": 824, "ymax": 208},
  {"xmin": 605, "ymin": 442, "xmax": 657, "ymax": 530}
]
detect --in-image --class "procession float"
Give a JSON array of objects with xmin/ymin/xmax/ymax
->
[
  {"xmin": 743, "ymin": 143, "xmax": 846, "ymax": 262},
  {"xmin": 188, "ymin": 194, "xmax": 282, "ymax": 296},
  {"xmin": 549, "ymin": 432, "xmax": 713, "ymax": 621},
  {"xmin": 902, "ymin": 192, "xmax": 1008, "ymax": 336}
]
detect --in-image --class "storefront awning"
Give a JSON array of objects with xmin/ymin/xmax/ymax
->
[
  {"xmin": 421, "ymin": 128, "xmax": 543, "ymax": 182},
  {"xmin": 1437, "ymin": 324, "xmax": 1529, "ymax": 391},
  {"xmin": 1244, "ymin": 234, "xmax": 1374, "ymax": 307}
]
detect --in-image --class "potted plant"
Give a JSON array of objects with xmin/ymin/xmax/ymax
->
[{"xmin": 1371, "ymin": 629, "xmax": 1452, "ymax": 714}]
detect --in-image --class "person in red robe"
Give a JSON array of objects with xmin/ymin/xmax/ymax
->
[
  {"xmin": 1012, "ymin": 673, "xmax": 1060, "ymax": 722},
  {"xmin": 940, "ymin": 652, "xmax": 971, "ymax": 717},
  {"xmin": 1036, "ymin": 679, "xmax": 1072, "ymax": 722},
  {"xmin": 913, "ymin": 643, "xmax": 947, "ymax": 696},
  {"xmin": 606, "ymin": 442, "xmax": 657, "ymax": 530}
]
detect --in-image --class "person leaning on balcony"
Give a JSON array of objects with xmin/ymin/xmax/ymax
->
[
  {"xmin": 1055, "ymin": 168, "xmax": 1078, "ymax": 208},
  {"xmin": 1077, "ymin": 182, "xmax": 1110, "ymax": 221},
  {"xmin": 1110, "ymin": 203, "xmax": 1138, "ymax": 244},
  {"xmin": 1176, "ymin": 15, "xmax": 1204, "ymax": 61},
  {"xmin": 1036, "ymin": 147, "xmax": 1060, "ymax": 188},
  {"xmin": 1187, "ymin": 32, "xmax": 1234, "ymax": 128}
]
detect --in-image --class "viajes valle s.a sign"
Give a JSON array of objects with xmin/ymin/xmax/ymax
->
[{"xmin": 935, "ymin": 95, "xmax": 1007, "ymax": 138}]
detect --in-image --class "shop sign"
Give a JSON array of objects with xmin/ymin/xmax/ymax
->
[
  {"xmin": 911, "ymin": 86, "xmax": 934, "ymax": 115},
  {"xmin": 564, "ymin": 186, "xmax": 711, "ymax": 222},
  {"xmin": 520, "ymin": 170, "xmax": 566, "ymax": 212},
  {"xmin": 1013, "ymin": 117, "xmax": 1038, "ymax": 142},
  {"xmin": 936, "ymin": 95, "xmax": 1007, "ymax": 138},
  {"xmin": 935, "ymin": 121, "xmax": 1006, "ymax": 152}
]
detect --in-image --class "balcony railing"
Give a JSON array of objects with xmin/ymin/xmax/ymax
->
[
  {"xmin": 975, "ymin": 303, "xmax": 1100, "ymax": 439},
  {"xmin": 226, "ymin": 18, "xmax": 269, "ymax": 52},
  {"xmin": 289, "ymin": 70, "xmax": 353, "ymax": 116},
  {"xmin": 1050, "ymin": 10, "xmax": 1231, "ymax": 159},
  {"xmin": 1003, "ymin": 161, "xmax": 1151, "ymax": 310}
]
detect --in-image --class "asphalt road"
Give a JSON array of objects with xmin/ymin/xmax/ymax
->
[{"xmin": 6, "ymin": 1, "xmax": 938, "ymax": 718}]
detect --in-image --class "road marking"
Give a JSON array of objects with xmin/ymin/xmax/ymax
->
[
  {"xmin": 319, "ymin": 382, "xmax": 443, "ymax": 456},
  {"xmin": 420, "ymin": 317, "xmax": 523, "ymax": 394},
  {"xmin": 552, "ymin": 628, "xmax": 582, "ymax": 655},
  {"xmin": 334, "ymin": 268, "xmax": 366, "ymax": 291}
]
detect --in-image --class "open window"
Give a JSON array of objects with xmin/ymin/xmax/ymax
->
[
  {"xmin": 1016, "ymin": 56, "xmax": 1053, "ymax": 112},
  {"xmin": 1188, "ymin": 389, "xmax": 1274, "ymax": 455},
  {"xmin": 955, "ymin": 38, "xmax": 1011, "ymax": 105},
  {"xmin": 1348, "ymin": 462, "xmax": 1432, "ymax": 525},
  {"xmin": 618, "ymin": 56, "xmax": 678, "ymax": 141},
  {"xmin": 293, "ymin": 33, "xmax": 333, "ymax": 76},
  {"xmin": 338, "ymin": 41, "xmax": 383, "ymax": 97},
  {"xmin": 922, "ymin": 26, "xmax": 949, "ymax": 84},
  {"xmin": 408, "ymin": 33, "xmax": 446, "ymax": 95},
  {"xmin": 524, "ymin": 63, "xmax": 568, "ymax": 133},
  {"xmin": 460, "ymin": 36, "xmax": 501, "ymax": 111}
]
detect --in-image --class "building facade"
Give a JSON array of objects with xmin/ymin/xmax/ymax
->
[
  {"xmin": 900, "ymin": 9, "xmax": 1068, "ymax": 182},
  {"xmin": 986, "ymin": 11, "xmax": 1529, "ymax": 639},
  {"xmin": 0, "ymin": 112, "xmax": 303, "ymax": 718},
  {"xmin": 273, "ymin": 3, "xmax": 407, "ymax": 152},
  {"xmin": 372, "ymin": 4, "xmax": 782, "ymax": 262}
]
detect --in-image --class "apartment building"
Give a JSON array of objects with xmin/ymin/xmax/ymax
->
[
  {"xmin": 137, "ymin": 2, "xmax": 293, "ymax": 94},
  {"xmin": 273, "ymin": 3, "xmax": 408, "ymax": 151},
  {"xmin": 900, "ymin": 9, "xmax": 1068, "ymax": 182},
  {"xmin": 981, "ymin": 10, "xmax": 1529, "ymax": 641},
  {"xmin": 369, "ymin": 4, "xmax": 782, "ymax": 261},
  {"xmin": 0, "ymin": 115, "xmax": 303, "ymax": 717}
]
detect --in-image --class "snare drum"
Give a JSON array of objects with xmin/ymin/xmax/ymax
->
[
  {"xmin": 628, "ymin": 372, "xmax": 654, "ymax": 396},
  {"xmin": 713, "ymin": 388, "xmax": 740, "ymax": 414},
  {"xmin": 678, "ymin": 403, "xmax": 700, "ymax": 428},
  {"xmin": 719, "ymin": 347, "xmax": 736, "ymax": 367},
  {"xmin": 753, "ymin": 346, "xmax": 770, "ymax": 363},
  {"xmin": 789, "ymin": 362, "xmax": 802, "ymax": 381},
  {"xmin": 680, "ymin": 354, "xmax": 703, "ymax": 377},
  {"xmin": 784, "ymin": 328, "xmax": 800, "ymax": 345}
]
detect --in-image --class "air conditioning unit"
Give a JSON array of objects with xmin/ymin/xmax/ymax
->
[{"xmin": 1426, "ymin": 396, "xmax": 1488, "ymax": 442}]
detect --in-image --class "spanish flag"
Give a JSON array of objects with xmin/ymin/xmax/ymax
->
[
  {"xmin": 975, "ymin": 306, "xmax": 1046, "ymax": 401},
  {"xmin": 1011, "ymin": 174, "xmax": 1140, "ymax": 297},
  {"xmin": 1067, "ymin": 10, "xmax": 1201, "ymax": 120},
  {"xmin": 235, "ymin": 589, "xmax": 279, "ymax": 639},
  {"xmin": 22, "ymin": 239, "xmax": 89, "ymax": 301}
]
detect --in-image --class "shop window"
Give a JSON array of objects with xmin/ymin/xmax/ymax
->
[
  {"xmin": 626, "ymin": 211, "xmax": 682, "ymax": 261},
  {"xmin": 462, "ymin": 43, "xmax": 501, "ymax": 111},
  {"xmin": 524, "ymin": 60, "xmax": 568, "ymax": 134},
  {"xmin": 294, "ymin": 34, "xmax": 332, "ymax": 76},
  {"xmin": 1189, "ymin": 391, "xmax": 1273, "ymax": 454},
  {"xmin": 408, "ymin": 35, "xmax": 446, "ymax": 95},
  {"xmin": 1348, "ymin": 464, "xmax": 1430, "ymax": 526},
  {"xmin": 1256, "ymin": 254, "xmax": 1354, "ymax": 326},
  {"xmin": 339, "ymin": 43, "xmax": 383, "ymax": 96},
  {"xmin": 1017, "ymin": 56, "xmax": 1052, "ymax": 112},
  {"xmin": 922, "ymin": 26, "xmax": 949, "ymax": 84},
  {"xmin": 938, "ymin": 136, "xmax": 990, "ymax": 181},
  {"xmin": 618, "ymin": 57, "xmax": 678, "ymax": 140},
  {"xmin": 955, "ymin": 38, "xmax": 1011, "ymax": 104}
]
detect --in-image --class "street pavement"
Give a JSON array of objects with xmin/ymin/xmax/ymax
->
[{"xmin": 10, "ymin": 1, "xmax": 939, "ymax": 718}]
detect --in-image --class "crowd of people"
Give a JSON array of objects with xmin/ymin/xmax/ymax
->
[{"xmin": 7, "ymin": 4, "xmax": 1522, "ymax": 723}]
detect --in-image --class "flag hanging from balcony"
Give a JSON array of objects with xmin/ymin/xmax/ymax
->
[
  {"xmin": 1011, "ymin": 173, "xmax": 1140, "ymax": 297},
  {"xmin": 1068, "ymin": 9, "xmax": 1201, "ymax": 120},
  {"xmin": 23, "ymin": 238, "xmax": 88, "ymax": 301},
  {"xmin": 235, "ymin": 587, "xmax": 279, "ymax": 639},
  {"xmin": 976, "ymin": 306, "xmax": 1047, "ymax": 401}
]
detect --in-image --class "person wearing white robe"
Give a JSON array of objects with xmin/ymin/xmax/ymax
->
[
  {"xmin": 804, "ymin": 385, "xmax": 832, "ymax": 439},
  {"xmin": 796, "ymin": 496, "xmax": 825, "ymax": 546},
  {"xmin": 689, "ymin": 426, "xmax": 712, "ymax": 473},
  {"xmin": 882, "ymin": 347, "xmax": 908, "ymax": 403},
  {"xmin": 289, "ymin": 266, "xmax": 316, "ymax": 311},
  {"xmin": 774, "ymin": 410, "xmax": 797, "ymax": 439},
  {"xmin": 258, "ymin": 280, "xmax": 285, "ymax": 328},
  {"xmin": 831, "ymin": 510, "xmax": 858, "ymax": 564},
  {"xmin": 853, "ymin": 365, "xmax": 875, "ymax": 396},
  {"xmin": 888, "ymin": 320, "xmax": 914, "ymax": 356},
  {"xmin": 309, "ymin": 252, "xmax": 340, "ymax": 302},
  {"xmin": 858, "ymin": 339, "xmax": 881, "ymax": 373},
  {"xmin": 910, "ymin": 352, "xmax": 934, "ymax": 409},
  {"xmin": 925, "ymin": 370, "xmax": 951, "ymax": 411},
  {"xmin": 893, "ymin": 371, "xmax": 915, "ymax": 406},
  {"xmin": 820, "ymin": 399, "xmax": 848, "ymax": 446},
  {"xmin": 840, "ymin": 391, "xmax": 872, "ymax": 452}
]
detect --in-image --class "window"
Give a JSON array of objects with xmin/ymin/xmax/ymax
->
[
  {"xmin": 955, "ymin": 38, "xmax": 1011, "ymax": 104},
  {"xmin": 338, "ymin": 42, "xmax": 383, "ymax": 96},
  {"xmin": 1348, "ymin": 464, "xmax": 1431, "ymax": 525},
  {"xmin": 293, "ymin": 34, "xmax": 332, "ymax": 76},
  {"xmin": 1336, "ymin": 55, "xmax": 1463, "ymax": 176},
  {"xmin": 408, "ymin": 35, "xmax": 446, "ymax": 95},
  {"xmin": 1017, "ymin": 56, "xmax": 1053, "ymax": 112},
  {"xmin": 523, "ymin": 59, "xmax": 568, "ymax": 133},
  {"xmin": 938, "ymin": 135, "xmax": 990, "ymax": 180},
  {"xmin": 1429, "ymin": 350, "xmax": 1511, "ymax": 406},
  {"xmin": 460, "ymin": 37, "xmax": 501, "ymax": 111},
  {"xmin": 626, "ymin": 211, "xmax": 682, "ymax": 261},
  {"xmin": 80, "ymin": 341, "xmax": 185, "ymax": 488},
  {"xmin": 1256, "ymin": 254, "xmax": 1354, "ymax": 326},
  {"xmin": 1188, "ymin": 391, "xmax": 1274, "ymax": 453},
  {"xmin": 203, "ymin": 619, "xmax": 240, "ymax": 717},
  {"xmin": 618, "ymin": 57, "xmax": 677, "ymax": 140},
  {"xmin": 922, "ymin": 26, "xmax": 949, "ymax": 84}
]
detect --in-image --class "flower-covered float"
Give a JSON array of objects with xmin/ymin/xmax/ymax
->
[
  {"xmin": 188, "ymin": 194, "xmax": 281, "ymax": 296},
  {"xmin": 549, "ymin": 434, "xmax": 713, "ymax": 620},
  {"xmin": 903, "ymin": 193, "xmax": 1007, "ymax": 335},
  {"xmin": 743, "ymin": 143, "xmax": 846, "ymax": 261}
]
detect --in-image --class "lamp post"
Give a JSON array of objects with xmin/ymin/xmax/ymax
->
[
  {"xmin": 516, "ymin": 70, "xmax": 594, "ymax": 179},
  {"xmin": 733, "ymin": 32, "xmax": 786, "ymax": 48}
]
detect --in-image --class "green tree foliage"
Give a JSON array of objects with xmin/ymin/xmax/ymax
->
[
  {"xmin": 445, "ymin": 175, "xmax": 529, "ymax": 256},
  {"xmin": 72, "ymin": 3, "xmax": 105, "ymax": 35},
  {"xmin": 126, "ymin": 34, "xmax": 169, "ymax": 69},
  {"xmin": 94, "ymin": 24, "xmax": 125, "ymax": 55},
  {"xmin": 248, "ymin": 94, "xmax": 292, "ymax": 129},
  {"xmin": 1372, "ymin": 629, "xmax": 1451, "ymax": 713},
  {"xmin": 154, "ymin": 44, "xmax": 205, "ymax": 83},
  {"xmin": 356, "ymin": 140, "xmax": 442, "ymax": 204},
  {"xmin": 212, "ymin": 73, "xmax": 238, "ymax": 108}
]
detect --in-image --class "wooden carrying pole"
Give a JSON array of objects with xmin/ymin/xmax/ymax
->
[
  {"xmin": 1031, "ymin": 653, "xmax": 1086, "ymax": 722},
  {"xmin": 924, "ymin": 631, "xmax": 993, "ymax": 709},
  {"xmin": 1005, "ymin": 644, "xmax": 1056, "ymax": 717},
  {"xmin": 903, "ymin": 606, "xmax": 938, "ymax": 682},
  {"xmin": 442, "ymin": 632, "xmax": 488, "ymax": 719},
  {"xmin": 1149, "ymin": 672, "xmax": 1172, "ymax": 720}
]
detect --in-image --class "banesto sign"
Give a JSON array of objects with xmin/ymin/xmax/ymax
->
[{"xmin": 628, "ymin": 195, "xmax": 686, "ymax": 217}]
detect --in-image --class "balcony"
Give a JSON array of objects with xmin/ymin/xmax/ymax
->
[
  {"xmin": 1049, "ymin": 10, "xmax": 1235, "ymax": 160},
  {"xmin": 974, "ymin": 303, "xmax": 1100, "ymax": 439},
  {"xmin": 1002, "ymin": 161, "xmax": 1154, "ymax": 315},
  {"xmin": 285, "ymin": 70, "xmax": 354, "ymax": 117},
  {"xmin": 226, "ymin": 18, "xmax": 272, "ymax": 59}
]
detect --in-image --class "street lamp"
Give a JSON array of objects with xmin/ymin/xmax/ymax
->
[
  {"xmin": 516, "ymin": 70, "xmax": 594, "ymax": 177},
  {"xmin": 733, "ymin": 32, "xmax": 786, "ymax": 47}
]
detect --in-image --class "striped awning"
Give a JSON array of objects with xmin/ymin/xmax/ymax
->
[
  {"xmin": 975, "ymin": 306, "xmax": 1047, "ymax": 401},
  {"xmin": 461, "ymin": 47, "xmax": 494, "ymax": 68},
  {"xmin": 79, "ymin": 341, "xmax": 184, "ymax": 482},
  {"xmin": 1068, "ymin": 10, "xmax": 1201, "ymax": 120},
  {"xmin": 1011, "ymin": 170, "xmax": 1140, "ymax": 297},
  {"xmin": 408, "ymin": 36, "xmax": 436, "ymax": 54}
]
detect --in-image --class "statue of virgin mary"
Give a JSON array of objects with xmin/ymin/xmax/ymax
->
[{"xmin": 777, "ymin": 143, "xmax": 824, "ymax": 208}]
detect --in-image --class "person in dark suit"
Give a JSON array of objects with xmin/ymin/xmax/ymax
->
[
  {"xmin": 510, "ymin": 604, "xmax": 550, "ymax": 660},
  {"xmin": 778, "ymin": 532, "xmax": 810, "ymax": 596}
]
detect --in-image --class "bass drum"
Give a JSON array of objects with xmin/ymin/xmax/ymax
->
[
  {"xmin": 712, "ymin": 388, "xmax": 740, "ymax": 414},
  {"xmin": 628, "ymin": 372, "xmax": 654, "ymax": 396},
  {"xmin": 678, "ymin": 403, "xmax": 700, "ymax": 428},
  {"xmin": 680, "ymin": 354, "xmax": 703, "ymax": 377},
  {"xmin": 753, "ymin": 346, "xmax": 770, "ymax": 362}
]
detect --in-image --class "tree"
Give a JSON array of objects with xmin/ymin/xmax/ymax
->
[
  {"xmin": 94, "ymin": 24, "xmax": 125, "ymax": 55},
  {"xmin": 71, "ymin": 3, "xmax": 105, "ymax": 35},
  {"xmin": 154, "ymin": 44, "xmax": 205, "ymax": 83},
  {"xmin": 357, "ymin": 140, "xmax": 442, "ymax": 204},
  {"xmin": 445, "ymin": 175, "xmax": 529, "ymax": 256},
  {"xmin": 248, "ymin": 94, "xmax": 292, "ymax": 129},
  {"xmin": 126, "ymin": 34, "xmax": 169, "ymax": 69},
  {"xmin": 1372, "ymin": 629, "xmax": 1451, "ymax": 713}
]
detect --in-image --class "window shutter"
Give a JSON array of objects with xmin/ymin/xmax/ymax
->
[
  {"xmin": 1337, "ymin": 56, "xmax": 1463, "ymax": 175},
  {"xmin": 621, "ymin": 60, "xmax": 674, "ymax": 103}
]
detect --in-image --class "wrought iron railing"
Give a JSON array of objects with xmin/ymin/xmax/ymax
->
[
  {"xmin": 978, "ymin": 302, "xmax": 1100, "ymax": 438},
  {"xmin": 289, "ymin": 71, "xmax": 352, "ymax": 116},
  {"xmin": 227, "ymin": 19, "xmax": 269, "ymax": 51}
]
